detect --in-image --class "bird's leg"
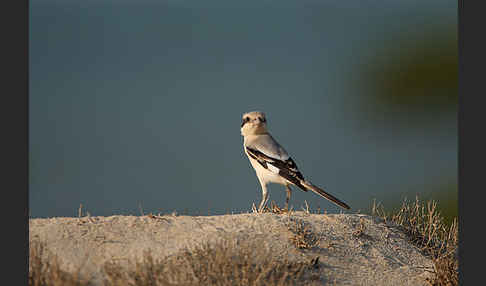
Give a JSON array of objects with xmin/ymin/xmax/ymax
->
[
  {"xmin": 285, "ymin": 184, "xmax": 292, "ymax": 210},
  {"xmin": 258, "ymin": 183, "xmax": 269, "ymax": 213}
]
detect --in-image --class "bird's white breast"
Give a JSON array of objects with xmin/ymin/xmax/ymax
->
[{"xmin": 245, "ymin": 150, "xmax": 288, "ymax": 185}]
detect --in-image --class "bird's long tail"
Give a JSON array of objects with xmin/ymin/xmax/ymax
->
[{"xmin": 300, "ymin": 180, "xmax": 350, "ymax": 210}]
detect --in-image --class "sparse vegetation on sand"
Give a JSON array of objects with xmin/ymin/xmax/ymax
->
[
  {"xmin": 372, "ymin": 196, "xmax": 458, "ymax": 286},
  {"xmin": 30, "ymin": 235, "xmax": 321, "ymax": 286},
  {"xmin": 29, "ymin": 240, "xmax": 90, "ymax": 286},
  {"xmin": 103, "ymin": 236, "xmax": 321, "ymax": 286},
  {"xmin": 29, "ymin": 197, "xmax": 458, "ymax": 286}
]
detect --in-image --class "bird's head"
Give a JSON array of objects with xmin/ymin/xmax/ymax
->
[{"xmin": 240, "ymin": 111, "xmax": 268, "ymax": 136}]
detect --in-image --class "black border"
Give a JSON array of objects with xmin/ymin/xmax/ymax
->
[
  {"xmin": 458, "ymin": 0, "xmax": 483, "ymax": 284},
  {"xmin": 2, "ymin": 0, "xmax": 28, "ymax": 284}
]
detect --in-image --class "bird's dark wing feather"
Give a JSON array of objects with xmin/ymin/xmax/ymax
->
[
  {"xmin": 246, "ymin": 146, "xmax": 350, "ymax": 210},
  {"xmin": 245, "ymin": 147, "xmax": 307, "ymax": 190}
]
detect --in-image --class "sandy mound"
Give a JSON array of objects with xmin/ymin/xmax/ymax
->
[{"xmin": 29, "ymin": 212, "xmax": 434, "ymax": 285}]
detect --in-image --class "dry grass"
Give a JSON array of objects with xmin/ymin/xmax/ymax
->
[
  {"xmin": 286, "ymin": 217, "xmax": 320, "ymax": 250},
  {"xmin": 251, "ymin": 201, "xmax": 292, "ymax": 214},
  {"xmin": 352, "ymin": 217, "xmax": 365, "ymax": 237},
  {"xmin": 372, "ymin": 196, "xmax": 458, "ymax": 286},
  {"xmin": 30, "ymin": 197, "xmax": 457, "ymax": 285},
  {"xmin": 103, "ymin": 235, "xmax": 322, "ymax": 286},
  {"xmin": 29, "ymin": 240, "xmax": 91, "ymax": 286}
]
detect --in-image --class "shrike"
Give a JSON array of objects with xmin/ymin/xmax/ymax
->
[{"xmin": 241, "ymin": 111, "xmax": 350, "ymax": 212}]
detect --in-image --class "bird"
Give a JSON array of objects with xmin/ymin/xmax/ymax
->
[{"xmin": 240, "ymin": 111, "xmax": 350, "ymax": 213}]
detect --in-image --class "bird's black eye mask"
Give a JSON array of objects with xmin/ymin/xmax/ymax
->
[
  {"xmin": 241, "ymin": 117, "xmax": 250, "ymax": 127},
  {"xmin": 241, "ymin": 116, "xmax": 267, "ymax": 127}
]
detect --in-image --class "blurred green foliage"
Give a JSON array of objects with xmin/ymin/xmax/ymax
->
[
  {"xmin": 360, "ymin": 25, "xmax": 458, "ymax": 227},
  {"xmin": 362, "ymin": 27, "xmax": 457, "ymax": 111},
  {"xmin": 429, "ymin": 184, "xmax": 458, "ymax": 227},
  {"xmin": 373, "ymin": 183, "xmax": 457, "ymax": 227}
]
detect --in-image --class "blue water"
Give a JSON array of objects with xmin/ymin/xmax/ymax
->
[{"xmin": 29, "ymin": 1, "xmax": 457, "ymax": 217}]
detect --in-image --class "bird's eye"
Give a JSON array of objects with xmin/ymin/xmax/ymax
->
[{"xmin": 241, "ymin": 117, "xmax": 250, "ymax": 127}]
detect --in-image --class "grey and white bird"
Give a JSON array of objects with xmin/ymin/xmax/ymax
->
[{"xmin": 240, "ymin": 111, "xmax": 350, "ymax": 212}]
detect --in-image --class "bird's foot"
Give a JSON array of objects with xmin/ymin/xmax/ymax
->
[
  {"xmin": 253, "ymin": 203, "xmax": 272, "ymax": 214},
  {"xmin": 269, "ymin": 201, "xmax": 288, "ymax": 214}
]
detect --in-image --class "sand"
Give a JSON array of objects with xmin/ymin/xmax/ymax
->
[{"xmin": 29, "ymin": 211, "xmax": 434, "ymax": 285}]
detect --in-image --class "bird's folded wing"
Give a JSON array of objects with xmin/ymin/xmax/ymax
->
[
  {"xmin": 245, "ymin": 134, "xmax": 290, "ymax": 160},
  {"xmin": 245, "ymin": 147, "xmax": 306, "ymax": 186},
  {"xmin": 246, "ymin": 146, "xmax": 350, "ymax": 210}
]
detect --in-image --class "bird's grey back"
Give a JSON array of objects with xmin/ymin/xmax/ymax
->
[{"xmin": 244, "ymin": 134, "xmax": 290, "ymax": 161}]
